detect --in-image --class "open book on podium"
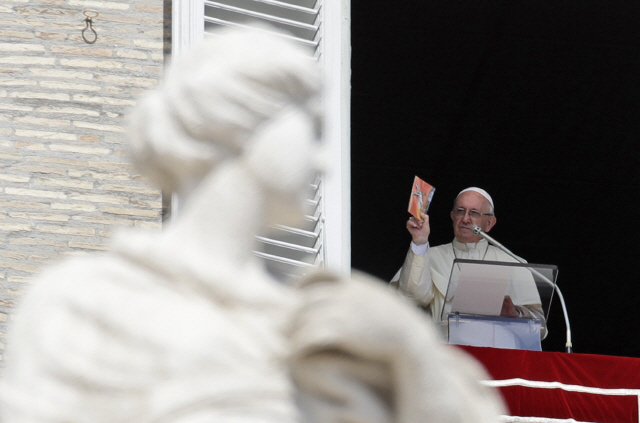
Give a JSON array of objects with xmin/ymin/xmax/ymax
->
[{"xmin": 441, "ymin": 259, "xmax": 557, "ymax": 351}]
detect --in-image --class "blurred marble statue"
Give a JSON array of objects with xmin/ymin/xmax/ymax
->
[{"xmin": 0, "ymin": 27, "xmax": 505, "ymax": 423}]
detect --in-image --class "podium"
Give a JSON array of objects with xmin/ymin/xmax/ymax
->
[
  {"xmin": 447, "ymin": 313, "xmax": 543, "ymax": 350},
  {"xmin": 440, "ymin": 259, "xmax": 558, "ymax": 351}
]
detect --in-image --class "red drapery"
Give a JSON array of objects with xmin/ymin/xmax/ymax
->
[{"xmin": 459, "ymin": 346, "xmax": 640, "ymax": 423}]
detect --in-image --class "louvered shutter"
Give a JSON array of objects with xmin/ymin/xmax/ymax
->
[
  {"xmin": 204, "ymin": 0, "xmax": 324, "ymax": 280},
  {"xmin": 172, "ymin": 0, "xmax": 350, "ymax": 280},
  {"xmin": 204, "ymin": 0, "xmax": 321, "ymax": 57},
  {"xmin": 255, "ymin": 176, "xmax": 324, "ymax": 280}
]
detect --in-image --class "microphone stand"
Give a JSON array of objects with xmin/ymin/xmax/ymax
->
[{"xmin": 472, "ymin": 226, "xmax": 573, "ymax": 353}]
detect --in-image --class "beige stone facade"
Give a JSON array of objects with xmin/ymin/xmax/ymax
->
[{"xmin": 0, "ymin": 0, "xmax": 167, "ymax": 367}]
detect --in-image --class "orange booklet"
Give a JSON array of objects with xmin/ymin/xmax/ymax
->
[{"xmin": 408, "ymin": 176, "xmax": 435, "ymax": 221}]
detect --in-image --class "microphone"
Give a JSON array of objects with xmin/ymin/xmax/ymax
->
[
  {"xmin": 471, "ymin": 225, "xmax": 510, "ymax": 254},
  {"xmin": 471, "ymin": 225, "xmax": 573, "ymax": 353}
]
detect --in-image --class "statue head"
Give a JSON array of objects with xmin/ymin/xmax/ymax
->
[{"xmin": 128, "ymin": 27, "xmax": 322, "ymax": 199}]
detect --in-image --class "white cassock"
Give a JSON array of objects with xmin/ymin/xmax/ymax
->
[{"xmin": 391, "ymin": 238, "xmax": 544, "ymax": 337}]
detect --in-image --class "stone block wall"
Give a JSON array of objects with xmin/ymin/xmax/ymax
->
[{"xmin": 0, "ymin": 0, "xmax": 167, "ymax": 367}]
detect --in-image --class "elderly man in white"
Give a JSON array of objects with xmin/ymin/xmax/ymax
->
[{"xmin": 392, "ymin": 187, "xmax": 545, "ymax": 335}]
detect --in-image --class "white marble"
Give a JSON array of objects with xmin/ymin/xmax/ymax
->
[{"xmin": 0, "ymin": 26, "xmax": 505, "ymax": 423}]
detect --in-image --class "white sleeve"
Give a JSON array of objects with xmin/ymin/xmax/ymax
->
[
  {"xmin": 410, "ymin": 241, "xmax": 429, "ymax": 256},
  {"xmin": 390, "ymin": 243, "xmax": 435, "ymax": 306}
]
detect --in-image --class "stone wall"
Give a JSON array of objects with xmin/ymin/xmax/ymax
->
[{"xmin": 0, "ymin": 0, "xmax": 166, "ymax": 366}]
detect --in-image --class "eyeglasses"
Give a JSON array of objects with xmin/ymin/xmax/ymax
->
[{"xmin": 451, "ymin": 208, "xmax": 493, "ymax": 220}]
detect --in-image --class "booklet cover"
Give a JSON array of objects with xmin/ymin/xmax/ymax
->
[{"xmin": 408, "ymin": 176, "xmax": 435, "ymax": 221}]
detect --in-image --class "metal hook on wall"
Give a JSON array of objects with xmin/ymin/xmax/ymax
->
[{"xmin": 82, "ymin": 10, "xmax": 99, "ymax": 44}]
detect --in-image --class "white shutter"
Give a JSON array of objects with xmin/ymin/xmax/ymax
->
[
  {"xmin": 204, "ymin": 0, "xmax": 321, "ymax": 57},
  {"xmin": 204, "ymin": 0, "xmax": 324, "ymax": 280},
  {"xmin": 203, "ymin": 0, "xmax": 325, "ymax": 279},
  {"xmin": 255, "ymin": 175, "xmax": 324, "ymax": 280},
  {"xmin": 172, "ymin": 0, "xmax": 350, "ymax": 279}
]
